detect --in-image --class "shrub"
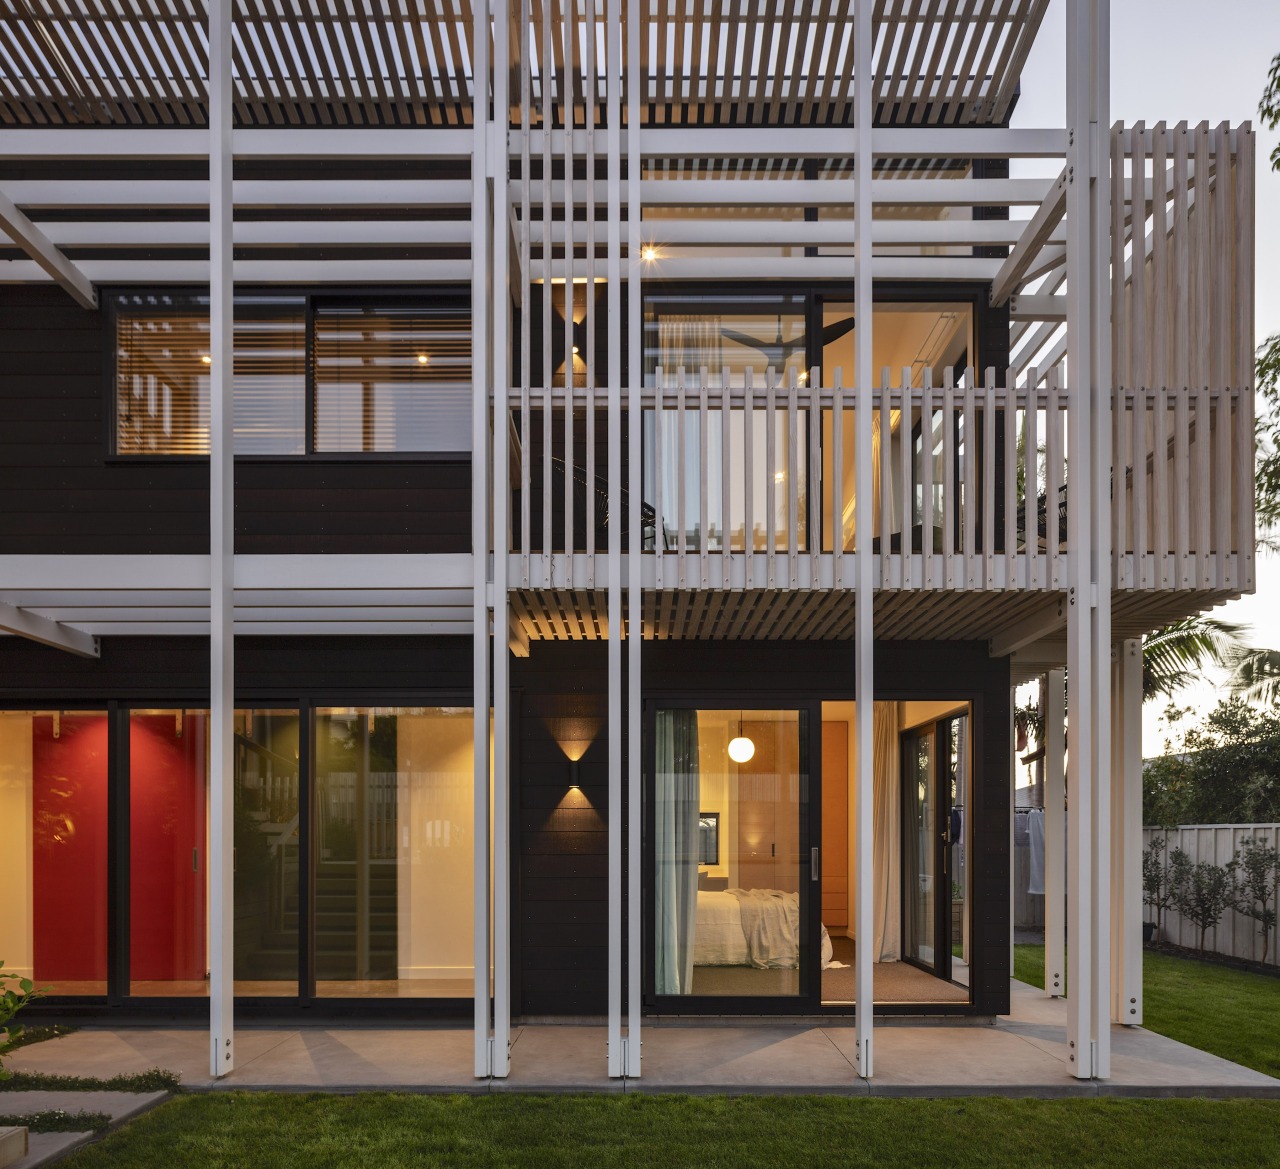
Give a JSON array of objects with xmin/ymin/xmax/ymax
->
[
  {"xmin": 1229, "ymin": 836, "xmax": 1280, "ymax": 964},
  {"xmin": 0, "ymin": 961, "xmax": 47, "ymax": 1066},
  {"xmin": 1142, "ymin": 837, "xmax": 1185, "ymax": 938},
  {"xmin": 1173, "ymin": 858, "xmax": 1234, "ymax": 955}
]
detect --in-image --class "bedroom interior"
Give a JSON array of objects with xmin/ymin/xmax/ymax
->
[{"xmin": 653, "ymin": 699, "xmax": 972, "ymax": 1006}]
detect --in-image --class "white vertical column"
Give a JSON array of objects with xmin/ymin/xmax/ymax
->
[
  {"xmin": 1111, "ymin": 639, "xmax": 1142, "ymax": 1025},
  {"xmin": 1087, "ymin": 0, "xmax": 1113, "ymax": 1081},
  {"xmin": 207, "ymin": 0, "xmax": 235, "ymax": 1082},
  {"xmin": 1044, "ymin": 668, "xmax": 1066, "ymax": 998},
  {"xmin": 624, "ymin": 0, "xmax": 643, "ymax": 1080},
  {"xmin": 1064, "ymin": 0, "xmax": 1111, "ymax": 1080},
  {"xmin": 852, "ymin": 0, "xmax": 874, "ymax": 1081},
  {"xmin": 605, "ymin": 0, "xmax": 625, "ymax": 1080},
  {"xmin": 472, "ymin": 0, "xmax": 495, "ymax": 1080},
  {"xmin": 491, "ymin": 0, "xmax": 512, "ymax": 1078}
]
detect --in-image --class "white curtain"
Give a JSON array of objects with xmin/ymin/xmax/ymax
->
[
  {"xmin": 655, "ymin": 709, "xmax": 700, "ymax": 995},
  {"xmin": 649, "ymin": 318, "xmax": 724, "ymax": 551},
  {"xmin": 1027, "ymin": 808, "xmax": 1046, "ymax": 896},
  {"xmin": 872, "ymin": 701, "xmax": 901, "ymax": 961},
  {"xmin": 655, "ymin": 316, "xmax": 723, "ymax": 382}
]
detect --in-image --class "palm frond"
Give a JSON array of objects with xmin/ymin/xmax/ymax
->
[
  {"xmin": 1227, "ymin": 648, "xmax": 1280, "ymax": 706},
  {"xmin": 1142, "ymin": 616, "xmax": 1250, "ymax": 703}
]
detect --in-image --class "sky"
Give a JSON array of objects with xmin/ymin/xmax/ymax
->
[{"xmin": 1009, "ymin": 1, "xmax": 1280, "ymax": 751}]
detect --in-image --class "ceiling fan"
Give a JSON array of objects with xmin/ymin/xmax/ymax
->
[{"xmin": 720, "ymin": 312, "xmax": 856, "ymax": 369}]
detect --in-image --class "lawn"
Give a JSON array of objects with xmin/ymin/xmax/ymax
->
[
  {"xmin": 56, "ymin": 1093, "xmax": 1280, "ymax": 1169},
  {"xmin": 1014, "ymin": 943, "xmax": 1280, "ymax": 1077}
]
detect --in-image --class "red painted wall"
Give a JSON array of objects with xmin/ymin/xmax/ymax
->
[
  {"xmin": 130, "ymin": 714, "xmax": 207, "ymax": 982},
  {"xmin": 32, "ymin": 713, "xmax": 109, "ymax": 983}
]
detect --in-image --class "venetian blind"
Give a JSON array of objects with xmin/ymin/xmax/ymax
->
[
  {"xmin": 114, "ymin": 296, "xmax": 306, "ymax": 456},
  {"xmin": 313, "ymin": 303, "xmax": 471, "ymax": 453}
]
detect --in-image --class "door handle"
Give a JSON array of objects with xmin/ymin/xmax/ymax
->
[{"xmin": 811, "ymin": 846, "xmax": 820, "ymax": 880}]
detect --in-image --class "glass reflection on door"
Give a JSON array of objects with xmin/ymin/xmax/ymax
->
[
  {"xmin": 903, "ymin": 727, "xmax": 936, "ymax": 969},
  {"xmin": 129, "ymin": 710, "xmax": 208, "ymax": 996},
  {"xmin": 313, "ymin": 707, "xmax": 474, "ymax": 998},
  {"xmin": 654, "ymin": 708, "xmax": 806, "ymax": 998},
  {"xmin": 234, "ymin": 709, "xmax": 301, "ymax": 996}
]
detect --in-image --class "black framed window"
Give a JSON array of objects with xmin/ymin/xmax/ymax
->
[
  {"xmin": 111, "ymin": 292, "xmax": 469, "ymax": 457},
  {"xmin": 313, "ymin": 303, "xmax": 470, "ymax": 453}
]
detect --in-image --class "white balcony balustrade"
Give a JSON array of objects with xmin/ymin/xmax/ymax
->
[{"xmin": 502, "ymin": 364, "xmax": 1252, "ymax": 598}]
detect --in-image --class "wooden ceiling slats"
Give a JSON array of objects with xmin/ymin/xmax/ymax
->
[{"xmin": 0, "ymin": 0, "xmax": 1044, "ymax": 128}]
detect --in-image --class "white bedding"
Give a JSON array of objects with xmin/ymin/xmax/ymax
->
[{"xmin": 693, "ymin": 888, "xmax": 834, "ymax": 969}]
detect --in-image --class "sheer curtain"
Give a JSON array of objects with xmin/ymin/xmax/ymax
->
[
  {"xmin": 652, "ymin": 319, "xmax": 723, "ymax": 551},
  {"xmin": 655, "ymin": 709, "xmax": 700, "ymax": 995},
  {"xmin": 872, "ymin": 702, "xmax": 901, "ymax": 961},
  {"xmin": 655, "ymin": 316, "xmax": 723, "ymax": 381}
]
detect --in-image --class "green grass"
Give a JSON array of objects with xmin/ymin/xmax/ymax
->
[
  {"xmin": 0, "ymin": 1109, "xmax": 110, "ymax": 1133},
  {"xmin": 55, "ymin": 1094, "xmax": 1280, "ymax": 1169},
  {"xmin": 1014, "ymin": 944, "xmax": 1280, "ymax": 1077}
]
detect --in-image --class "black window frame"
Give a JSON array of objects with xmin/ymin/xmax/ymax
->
[{"xmin": 104, "ymin": 285, "xmax": 473, "ymax": 464}]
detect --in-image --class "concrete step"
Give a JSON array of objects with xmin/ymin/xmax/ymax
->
[{"xmin": 0, "ymin": 1128, "xmax": 27, "ymax": 1169}]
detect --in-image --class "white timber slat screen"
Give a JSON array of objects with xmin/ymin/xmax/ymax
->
[
  {"xmin": 508, "ymin": 368, "xmax": 1060, "ymax": 593},
  {"xmin": 1111, "ymin": 121, "xmax": 1256, "ymax": 596}
]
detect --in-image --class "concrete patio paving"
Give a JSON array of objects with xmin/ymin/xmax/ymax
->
[{"xmin": 5, "ymin": 982, "xmax": 1277, "ymax": 1098}]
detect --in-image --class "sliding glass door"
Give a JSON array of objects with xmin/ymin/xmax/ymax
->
[
  {"xmin": 650, "ymin": 705, "xmax": 817, "ymax": 1009},
  {"xmin": 902, "ymin": 725, "xmax": 941, "ymax": 973},
  {"xmin": 901, "ymin": 712, "xmax": 970, "ymax": 980}
]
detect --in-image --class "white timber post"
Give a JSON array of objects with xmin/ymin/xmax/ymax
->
[
  {"xmin": 207, "ymin": 0, "xmax": 235, "ymax": 1081},
  {"xmin": 625, "ymin": 0, "xmax": 643, "ymax": 1080},
  {"xmin": 472, "ymin": 0, "xmax": 496, "ymax": 1080},
  {"xmin": 491, "ymin": 0, "xmax": 512, "ymax": 1077},
  {"xmin": 852, "ymin": 0, "xmax": 874, "ymax": 1080},
  {"xmin": 606, "ymin": 0, "xmax": 625, "ymax": 1080},
  {"xmin": 1044, "ymin": 668, "xmax": 1066, "ymax": 997},
  {"xmin": 1111, "ymin": 639, "xmax": 1142, "ymax": 1025},
  {"xmin": 1064, "ymin": 0, "xmax": 1112, "ymax": 1080},
  {"xmin": 1009, "ymin": 685, "xmax": 1016, "ymax": 979}
]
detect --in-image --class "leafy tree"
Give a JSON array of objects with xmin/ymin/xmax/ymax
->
[
  {"xmin": 1229, "ymin": 836, "xmax": 1280, "ymax": 964},
  {"xmin": 1256, "ymin": 334, "xmax": 1280, "ymax": 554},
  {"xmin": 1259, "ymin": 57, "xmax": 1280, "ymax": 549},
  {"xmin": 1173, "ymin": 856, "xmax": 1234, "ymax": 955},
  {"xmin": 1143, "ymin": 700, "xmax": 1280, "ymax": 825}
]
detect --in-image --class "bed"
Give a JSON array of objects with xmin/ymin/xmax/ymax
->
[{"xmin": 694, "ymin": 888, "xmax": 835, "ymax": 970}]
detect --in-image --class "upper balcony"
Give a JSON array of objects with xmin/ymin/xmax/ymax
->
[{"xmin": 504, "ymin": 360, "xmax": 1254, "ymax": 604}]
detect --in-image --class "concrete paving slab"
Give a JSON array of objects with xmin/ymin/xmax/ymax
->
[
  {"xmin": 636, "ymin": 1025, "xmax": 860, "ymax": 1092},
  {"xmin": 500, "ymin": 1026, "xmax": 620, "ymax": 1092},
  {"xmin": 0, "ymin": 1091, "xmax": 166, "ymax": 1123},
  {"xmin": 5, "ymin": 1027, "xmax": 283, "ymax": 1089},
  {"xmin": 4, "ymin": 980, "xmax": 1276, "ymax": 1098},
  {"xmin": 216, "ymin": 1028, "xmax": 481, "ymax": 1091},
  {"xmin": 7, "ymin": 1131, "xmax": 93, "ymax": 1169},
  {"xmin": 0, "ymin": 1090, "xmax": 170, "ymax": 1169}
]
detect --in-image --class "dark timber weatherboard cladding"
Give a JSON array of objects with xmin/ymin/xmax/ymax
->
[
  {"xmin": 0, "ymin": 285, "xmax": 469, "ymax": 555},
  {"xmin": 511, "ymin": 642, "xmax": 613, "ymax": 1017},
  {"xmin": 0, "ymin": 634, "xmax": 473, "ymax": 704}
]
